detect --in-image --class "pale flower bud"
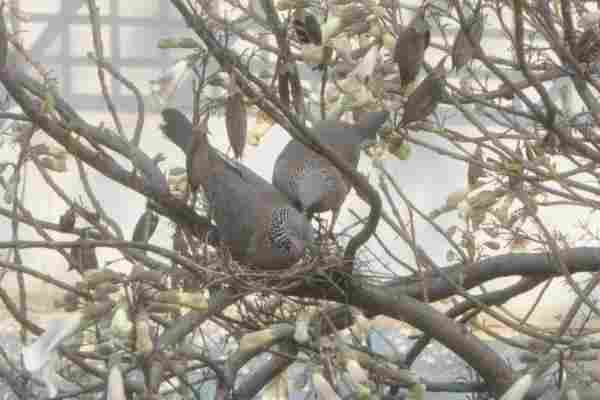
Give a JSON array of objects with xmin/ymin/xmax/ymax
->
[
  {"xmin": 312, "ymin": 372, "xmax": 341, "ymax": 400},
  {"xmin": 382, "ymin": 33, "xmax": 396, "ymax": 50},
  {"xmin": 107, "ymin": 364, "xmax": 127, "ymax": 400},
  {"xmin": 239, "ymin": 329, "xmax": 275, "ymax": 353},
  {"xmin": 110, "ymin": 304, "xmax": 132, "ymax": 339},
  {"xmin": 135, "ymin": 312, "xmax": 153, "ymax": 355},
  {"xmin": 248, "ymin": 111, "xmax": 274, "ymax": 146},
  {"xmin": 446, "ymin": 189, "xmax": 470, "ymax": 209},
  {"xmin": 345, "ymin": 359, "xmax": 368, "ymax": 385},
  {"xmin": 499, "ymin": 374, "xmax": 533, "ymax": 400}
]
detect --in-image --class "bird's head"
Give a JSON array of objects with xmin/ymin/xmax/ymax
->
[
  {"xmin": 270, "ymin": 207, "xmax": 314, "ymax": 261},
  {"xmin": 296, "ymin": 167, "xmax": 335, "ymax": 213}
]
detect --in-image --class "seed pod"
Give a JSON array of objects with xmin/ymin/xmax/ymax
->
[
  {"xmin": 289, "ymin": 67, "xmax": 305, "ymax": 115},
  {"xmin": 38, "ymin": 156, "xmax": 67, "ymax": 172},
  {"xmin": 69, "ymin": 230, "xmax": 99, "ymax": 274},
  {"xmin": 278, "ymin": 71, "xmax": 290, "ymax": 109},
  {"xmin": 394, "ymin": 7, "xmax": 431, "ymax": 91},
  {"xmin": 400, "ymin": 57, "xmax": 447, "ymax": 127},
  {"xmin": 82, "ymin": 269, "xmax": 123, "ymax": 289},
  {"xmin": 130, "ymin": 264, "xmax": 163, "ymax": 283},
  {"xmin": 59, "ymin": 207, "xmax": 76, "ymax": 232},
  {"xmin": 132, "ymin": 209, "xmax": 159, "ymax": 247},
  {"xmin": 451, "ymin": 9, "xmax": 484, "ymax": 71},
  {"xmin": 225, "ymin": 91, "xmax": 248, "ymax": 159},
  {"xmin": 187, "ymin": 116, "xmax": 211, "ymax": 193},
  {"xmin": 467, "ymin": 146, "xmax": 485, "ymax": 188}
]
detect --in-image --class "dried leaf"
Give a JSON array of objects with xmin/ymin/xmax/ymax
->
[
  {"xmin": 132, "ymin": 210, "xmax": 159, "ymax": 245},
  {"xmin": 400, "ymin": 57, "xmax": 447, "ymax": 127},
  {"xmin": 39, "ymin": 156, "xmax": 67, "ymax": 172},
  {"xmin": 289, "ymin": 69, "xmax": 305, "ymax": 114},
  {"xmin": 394, "ymin": 8, "xmax": 430, "ymax": 90},
  {"xmin": 59, "ymin": 207, "xmax": 76, "ymax": 231},
  {"xmin": 446, "ymin": 189, "xmax": 469, "ymax": 209},
  {"xmin": 278, "ymin": 71, "xmax": 290, "ymax": 109},
  {"xmin": 82, "ymin": 269, "xmax": 122, "ymax": 289},
  {"xmin": 483, "ymin": 227, "xmax": 499, "ymax": 238},
  {"xmin": 451, "ymin": 10, "xmax": 484, "ymax": 71},
  {"xmin": 483, "ymin": 241, "xmax": 500, "ymax": 250},
  {"xmin": 225, "ymin": 91, "xmax": 248, "ymax": 159},
  {"xmin": 187, "ymin": 121, "xmax": 211, "ymax": 192},
  {"xmin": 467, "ymin": 146, "xmax": 485, "ymax": 188},
  {"xmin": 69, "ymin": 230, "xmax": 99, "ymax": 274}
]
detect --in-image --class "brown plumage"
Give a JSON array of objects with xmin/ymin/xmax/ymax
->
[
  {"xmin": 400, "ymin": 57, "xmax": 447, "ymax": 127},
  {"xmin": 394, "ymin": 7, "xmax": 431, "ymax": 90},
  {"xmin": 451, "ymin": 8, "xmax": 484, "ymax": 71},
  {"xmin": 161, "ymin": 109, "xmax": 314, "ymax": 269},
  {"xmin": 273, "ymin": 111, "xmax": 389, "ymax": 233}
]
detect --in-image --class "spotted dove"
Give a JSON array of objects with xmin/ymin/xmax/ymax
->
[
  {"xmin": 161, "ymin": 108, "xmax": 314, "ymax": 269},
  {"xmin": 273, "ymin": 111, "xmax": 389, "ymax": 233}
]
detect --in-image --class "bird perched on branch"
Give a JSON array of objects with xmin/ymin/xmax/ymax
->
[
  {"xmin": 161, "ymin": 108, "xmax": 314, "ymax": 269},
  {"xmin": 394, "ymin": 6, "xmax": 431, "ymax": 93},
  {"xmin": 273, "ymin": 111, "xmax": 389, "ymax": 234}
]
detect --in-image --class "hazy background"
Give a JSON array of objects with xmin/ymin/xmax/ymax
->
[{"xmin": 0, "ymin": 0, "xmax": 597, "ymax": 334}]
